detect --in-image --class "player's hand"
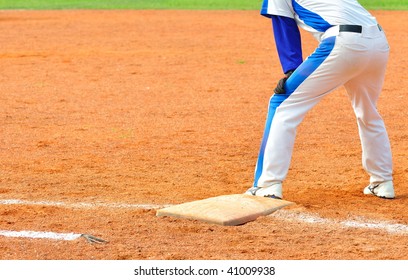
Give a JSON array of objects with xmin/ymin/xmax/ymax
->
[{"xmin": 274, "ymin": 70, "xmax": 294, "ymax": 94}]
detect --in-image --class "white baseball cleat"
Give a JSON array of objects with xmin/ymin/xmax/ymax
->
[
  {"xmin": 245, "ymin": 183, "xmax": 283, "ymax": 199},
  {"xmin": 363, "ymin": 181, "xmax": 395, "ymax": 199}
]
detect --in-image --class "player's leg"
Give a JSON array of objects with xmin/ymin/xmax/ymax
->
[
  {"xmin": 344, "ymin": 33, "xmax": 394, "ymax": 198},
  {"xmin": 345, "ymin": 66, "xmax": 393, "ymax": 184},
  {"xmin": 248, "ymin": 37, "xmax": 354, "ymax": 198}
]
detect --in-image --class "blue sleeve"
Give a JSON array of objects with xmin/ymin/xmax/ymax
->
[
  {"xmin": 260, "ymin": 0, "xmax": 270, "ymax": 17},
  {"xmin": 271, "ymin": 15, "xmax": 303, "ymax": 74}
]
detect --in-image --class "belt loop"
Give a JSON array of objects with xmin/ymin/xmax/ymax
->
[{"xmin": 321, "ymin": 25, "xmax": 339, "ymax": 41}]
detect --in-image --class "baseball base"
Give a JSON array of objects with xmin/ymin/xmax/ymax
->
[{"xmin": 156, "ymin": 194, "xmax": 294, "ymax": 226}]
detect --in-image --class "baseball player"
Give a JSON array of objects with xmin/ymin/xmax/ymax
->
[{"xmin": 245, "ymin": 0, "xmax": 395, "ymax": 199}]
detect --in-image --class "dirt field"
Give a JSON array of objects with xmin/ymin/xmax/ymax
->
[{"xmin": 0, "ymin": 10, "xmax": 407, "ymax": 260}]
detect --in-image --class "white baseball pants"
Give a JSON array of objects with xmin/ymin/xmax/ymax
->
[{"xmin": 254, "ymin": 25, "xmax": 393, "ymax": 187}]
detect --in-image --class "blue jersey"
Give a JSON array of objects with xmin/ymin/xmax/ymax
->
[
  {"xmin": 262, "ymin": 0, "xmax": 378, "ymax": 73},
  {"xmin": 262, "ymin": 0, "xmax": 377, "ymax": 41}
]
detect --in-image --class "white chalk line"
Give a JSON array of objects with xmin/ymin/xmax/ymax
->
[
  {"xmin": 1, "ymin": 198, "xmax": 408, "ymax": 241},
  {"xmin": 0, "ymin": 198, "xmax": 157, "ymax": 242},
  {"xmin": 0, "ymin": 230, "xmax": 81, "ymax": 241},
  {"xmin": 0, "ymin": 198, "xmax": 170, "ymax": 210},
  {"xmin": 273, "ymin": 210, "xmax": 408, "ymax": 235}
]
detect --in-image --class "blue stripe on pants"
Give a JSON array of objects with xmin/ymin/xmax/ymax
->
[{"xmin": 253, "ymin": 36, "xmax": 336, "ymax": 187}]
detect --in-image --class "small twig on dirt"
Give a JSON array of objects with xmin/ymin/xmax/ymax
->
[{"xmin": 80, "ymin": 234, "xmax": 108, "ymax": 244}]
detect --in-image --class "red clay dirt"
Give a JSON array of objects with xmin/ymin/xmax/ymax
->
[{"xmin": 0, "ymin": 10, "xmax": 407, "ymax": 260}]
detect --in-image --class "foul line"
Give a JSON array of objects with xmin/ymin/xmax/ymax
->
[
  {"xmin": 0, "ymin": 230, "xmax": 81, "ymax": 241},
  {"xmin": 0, "ymin": 198, "xmax": 165, "ymax": 242},
  {"xmin": 0, "ymin": 198, "xmax": 170, "ymax": 210},
  {"xmin": 273, "ymin": 210, "xmax": 408, "ymax": 235},
  {"xmin": 1, "ymin": 198, "xmax": 408, "ymax": 241}
]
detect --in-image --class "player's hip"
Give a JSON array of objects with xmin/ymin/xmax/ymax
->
[
  {"xmin": 322, "ymin": 24, "xmax": 389, "ymax": 53},
  {"xmin": 280, "ymin": 34, "xmax": 388, "ymax": 100}
]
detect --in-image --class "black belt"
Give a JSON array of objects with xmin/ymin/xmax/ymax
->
[{"xmin": 339, "ymin": 25, "xmax": 362, "ymax": 33}]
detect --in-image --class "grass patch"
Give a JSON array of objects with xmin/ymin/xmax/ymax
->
[
  {"xmin": 0, "ymin": 0, "xmax": 406, "ymax": 10},
  {"xmin": 360, "ymin": 0, "xmax": 408, "ymax": 10},
  {"xmin": 0, "ymin": 0, "xmax": 256, "ymax": 10}
]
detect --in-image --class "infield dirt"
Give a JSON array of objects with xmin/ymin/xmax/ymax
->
[{"xmin": 0, "ymin": 10, "xmax": 407, "ymax": 259}]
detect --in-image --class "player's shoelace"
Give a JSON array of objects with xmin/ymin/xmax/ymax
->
[
  {"xmin": 368, "ymin": 184, "xmax": 380, "ymax": 195},
  {"xmin": 249, "ymin": 187, "xmax": 282, "ymax": 200}
]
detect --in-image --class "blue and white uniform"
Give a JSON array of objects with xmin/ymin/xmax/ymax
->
[{"xmin": 253, "ymin": 0, "xmax": 393, "ymax": 193}]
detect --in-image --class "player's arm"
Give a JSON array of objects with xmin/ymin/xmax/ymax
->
[
  {"xmin": 271, "ymin": 15, "xmax": 303, "ymax": 93},
  {"xmin": 271, "ymin": 15, "xmax": 303, "ymax": 74}
]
